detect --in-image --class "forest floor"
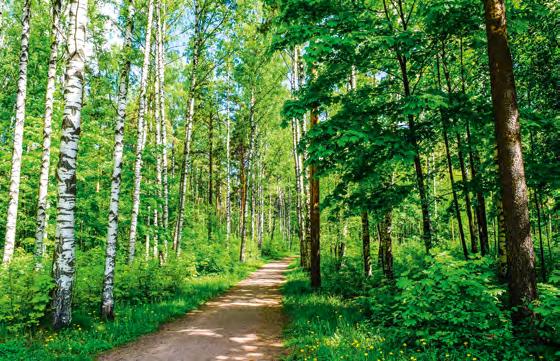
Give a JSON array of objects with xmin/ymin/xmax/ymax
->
[{"xmin": 98, "ymin": 258, "xmax": 293, "ymax": 361}]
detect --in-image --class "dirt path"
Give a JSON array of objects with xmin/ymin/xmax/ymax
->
[{"xmin": 99, "ymin": 258, "xmax": 292, "ymax": 361}]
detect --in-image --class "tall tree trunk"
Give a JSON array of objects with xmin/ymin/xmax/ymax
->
[
  {"xmin": 52, "ymin": 0, "xmax": 88, "ymax": 329},
  {"xmin": 383, "ymin": 0, "xmax": 432, "ymax": 252},
  {"xmin": 225, "ymin": 85, "xmax": 232, "ymax": 244},
  {"xmin": 34, "ymin": 0, "xmax": 62, "ymax": 262},
  {"xmin": 532, "ymin": 190, "xmax": 546, "ymax": 282},
  {"xmin": 439, "ymin": 48, "xmax": 470, "ymax": 259},
  {"xmin": 101, "ymin": 0, "xmax": 134, "ymax": 320},
  {"xmin": 483, "ymin": 0, "xmax": 537, "ymax": 324},
  {"xmin": 361, "ymin": 211, "xmax": 372, "ymax": 277},
  {"xmin": 457, "ymin": 134, "xmax": 478, "ymax": 253},
  {"xmin": 207, "ymin": 114, "xmax": 214, "ymax": 242},
  {"xmin": 173, "ymin": 6, "xmax": 199, "ymax": 253},
  {"xmin": 444, "ymin": 125, "xmax": 468, "ymax": 260},
  {"xmin": 145, "ymin": 206, "xmax": 151, "ymax": 260},
  {"xmin": 459, "ymin": 37, "xmax": 489, "ymax": 255},
  {"xmin": 257, "ymin": 176, "xmax": 264, "ymax": 250},
  {"xmin": 239, "ymin": 145, "xmax": 247, "ymax": 262},
  {"xmin": 2, "ymin": 0, "xmax": 31, "ymax": 264},
  {"xmin": 156, "ymin": 0, "xmax": 169, "ymax": 231},
  {"xmin": 379, "ymin": 212, "xmax": 393, "ymax": 279},
  {"xmin": 309, "ymin": 94, "xmax": 321, "ymax": 289},
  {"xmin": 437, "ymin": 57, "xmax": 468, "ymax": 260},
  {"xmin": 128, "ymin": 0, "xmax": 154, "ymax": 263}
]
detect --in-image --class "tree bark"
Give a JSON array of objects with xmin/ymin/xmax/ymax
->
[
  {"xmin": 239, "ymin": 145, "xmax": 247, "ymax": 262},
  {"xmin": 101, "ymin": 0, "xmax": 134, "ymax": 320},
  {"xmin": 52, "ymin": 0, "xmax": 88, "ymax": 329},
  {"xmin": 483, "ymin": 0, "xmax": 537, "ymax": 324},
  {"xmin": 532, "ymin": 190, "xmax": 546, "ymax": 282},
  {"xmin": 379, "ymin": 212, "xmax": 393, "ymax": 279},
  {"xmin": 309, "ymin": 95, "xmax": 321, "ymax": 289},
  {"xmin": 3, "ymin": 0, "xmax": 31, "ymax": 264},
  {"xmin": 361, "ymin": 211, "xmax": 372, "ymax": 277},
  {"xmin": 34, "ymin": 0, "xmax": 62, "ymax": 262},
  {"xmin": 156, "ymin": 0, "xmax": 169, "ymax": 231},
  {"xmin": 173, "ymin": 2, "xmax": 199, "ymax": 253},
  {"xmin": 459, "ymin": 37, "xmax": 489, "ymax": 255},
  {"xmin": 128, "ymin": 0, "xmax": 154, "ymax": 263},
  {"xmin": 225, "ymin": 83, "xmax": 232, "ymax": 244}
]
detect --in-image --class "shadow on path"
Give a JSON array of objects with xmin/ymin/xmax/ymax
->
[{"xmin": 98, "ymin": 258, "xmax": 293, "ymax": 361}]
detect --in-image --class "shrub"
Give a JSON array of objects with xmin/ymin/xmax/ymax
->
[
  {"xmin": 0, "ymin": 252, "xmax": 53, "ymax": 332},
  {"xmin": 394, "ymin": 253, "xmax": 511, "ymax": 347},
  {"xmin": 532, "ymin": 271, "xmax": 560, "ymax": 345}
]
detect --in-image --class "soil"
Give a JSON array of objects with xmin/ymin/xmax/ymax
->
[{"xmin": 98, "ymin": 258, "xmax": 292, "ymax": 361}]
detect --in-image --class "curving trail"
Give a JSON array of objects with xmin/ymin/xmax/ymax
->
[{"xmin": 99, "ymin": 258, "xmax": 292, "ymax": 361}]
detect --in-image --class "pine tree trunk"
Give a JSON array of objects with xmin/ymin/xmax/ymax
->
[
  {"xmin": 34, "ymin": 0, "xmax": 62, "ymax": 262},
  {"xmin": 483, "ymin": 0, "xmax": 537, "ymax": 324},
  {"xmin": 101, "ymin": 0, "xmax": 134, "ymax": 320},
  {"xmin": 128, "ymin": 0, "xmax": 154, "ymax": 263},
  {"xmin": 3, "ymin": 0, "xmax": 31, "ymax": 264},
  {"xmin": 52, "ymin": 0, "xmax": 88, "ymax": 329},
  {"xmin": 309, "ymin": 93, "xmax": 321, "ymax": 289}
]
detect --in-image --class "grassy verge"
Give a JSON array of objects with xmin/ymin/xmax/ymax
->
[{"xmin": 0, "ymin": 260, "xmax": 262, "ymax": 361}]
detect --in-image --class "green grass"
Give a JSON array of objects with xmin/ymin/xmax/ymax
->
[{"xmin": 0, "ymin": 261, "xmax": 262, "ymax": 361}]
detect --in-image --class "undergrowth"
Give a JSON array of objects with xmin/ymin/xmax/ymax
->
[{"xmin": 282, "ymin": 250, "xmax": 559, "ymax": 361}]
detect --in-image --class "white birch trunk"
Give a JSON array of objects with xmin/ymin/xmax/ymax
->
[
  {"xmin": 34, "ymin": 0, "xmax": 62, "ymax": 262},
  {"xmin": 173, "ymin": 0, "xmax": 199, "ymax": 254},
  {"xmin": 128, "ymin": 0, "xmax": 154, "ymax": 263},
  {"xmin": 3, "ymin": 0, "xmax": 31, "ymax": 265},
  {"xmin": 156, "ymin": 0, "xmax": 169, "ymax": 231},
  {"xmin": 52, "ymin": 0, "xmax": 88, "ymax": 329},
  {"xmin": 101, "ymin": 0, "xmax": 134, "ymax": 320}
]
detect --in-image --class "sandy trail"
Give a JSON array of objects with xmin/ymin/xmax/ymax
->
[{"xmin": 98, "ymin": 258, "xmax": 292, "ymax": 361}]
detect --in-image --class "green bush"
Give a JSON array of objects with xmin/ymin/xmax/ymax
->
[
  {"xmin": 115, "ymin": 253, "xmax": 197, "ymax": 304},
  {"xmin": 390, "ymin": 254, "xmax": 516, "ymax": 350},
  {"xmin": 0, "ymin": 252, "xmax": 53, "ymax": 332},
  {"xmin": 532, "ymin": 271, "xmax": 560, "ymax": 344}
]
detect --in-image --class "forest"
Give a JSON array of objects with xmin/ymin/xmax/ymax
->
[{"xmin": 0, "ymin": 0, "xmax": 559, "ymax": 360}]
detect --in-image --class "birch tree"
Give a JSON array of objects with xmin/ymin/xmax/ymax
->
[
  {"xmin": 101, "ymin": 0, "xmax": 134, "ymax": 320},
  {"xmin": 52, "ymin": 0, "xmax": 88, "ymax": 329},
  {"xmin": 173, "ymin": 0, "xmax": 200, "ymax": 253},
  {"xmin": 2, "ymin": 0, "xmax": 31, "ymax": 264},
  {"xmin": 156, "ymin": 0, "xmax": 169, "ymax": 231},
  {"xmin": 128, "ymin": 0, "xmax": 154, "ymax": 263},
  {"xmin": 34, "ymin": 0, "xmax": 63, "ymax": 262}
]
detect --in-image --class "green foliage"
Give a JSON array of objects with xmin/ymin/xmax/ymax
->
[
  {"xmin": 532, "ymin": 271, "xmax": 560, "ymax": 345},
  {"xmin": 283, "ymin": 253, "xmax": 558, "ymax": 361},
  {"xmin": 0, "ymin": 253, "xmax": 53, "ymax": 332},
  {"xmin": 388, "ymin": 254, "xmax": 517, "ymax": 356},
  {"xmin": 0, "ymin": 261, "xmax": 260, "ymax": 361}
]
